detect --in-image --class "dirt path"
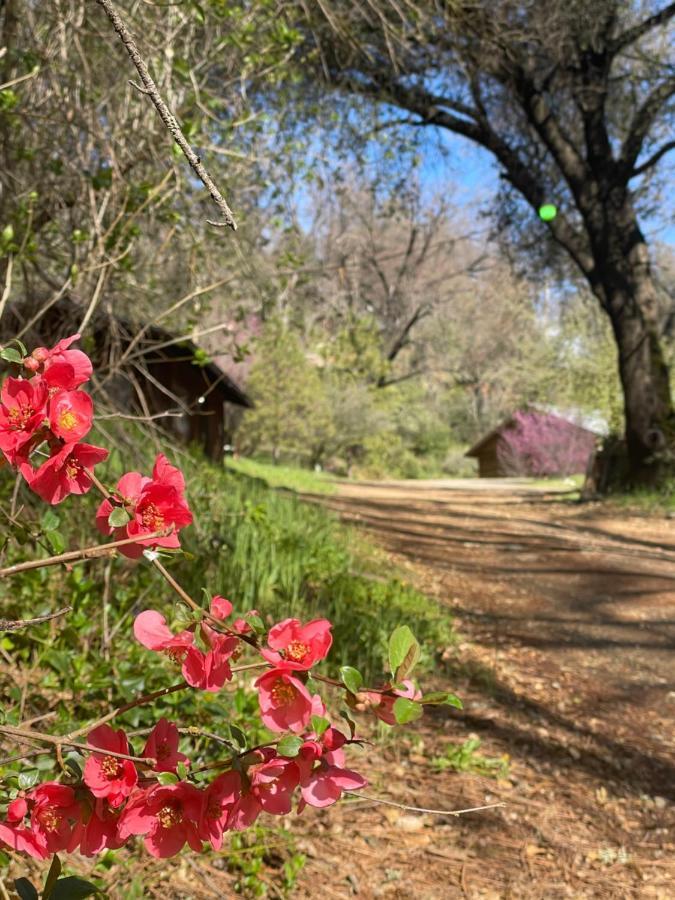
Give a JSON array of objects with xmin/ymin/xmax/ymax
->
[{"xmin": 292, "ymin": 480, "xmax": 675, "ymax": 900}]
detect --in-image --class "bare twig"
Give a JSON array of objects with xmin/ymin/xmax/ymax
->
[
  {"xmin": 0, "ymin": 528, "xmax": 169, "ymax": 578},
  {"xmin": 345, "ymin": 792, "xmax": 505, "ymax": 817},
  {"xmin": 94, "ymin": 0, "xmax": 237, "ymax": 230},
  {"xmin": 0, "ymin": 606, "xmax": 72, "ymax": 632},
  {"xmin": 0, "ymin": 254, "xmax": 13, "ymax": 322},
  {"xmin": 0, "ymin": 724, "xmax": 156, "ymax": 765}
]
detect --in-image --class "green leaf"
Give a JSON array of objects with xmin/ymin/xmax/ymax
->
[
  {"xmin": 246, "ymin": 614, "xmax": 265, "ymax": 632},
  {"xmin": 392, "ymin": 697, "xmax": 424, "ymax": 725},
  {"xmin": 388, "ymin": 626, "xmax": 417, "ymax": 678},
  {"xmin": 107, "ymin": 507, "xmax": 131, "ymax": 528},
  {"xmin": 156, "ymin": 771, "xmax": 178, "ymax": 786},
  {"xmin": 46, "ymin": 531, "xmax": 66, "ymax": 554},
  {"xmin": 0, "ymin": 347, "xmax": 22, "ymax": 364},
  {"xmin": 41, "ymin": 509, "xmax": 60, "ymax": 532},
  {"xmin": 17, "ymin": 769, "xmax": 39, "ymax": 790},
  {"xmin": 176, "ymin": 761, "xmax": 189, "ymax": 780},
  {"xmin": 42, "ymin": 853, "xmax": 62, "ymax": 899},
  {"xmin": 443, "ymin": 694, "xmax": 463, "ymax": 709},
  {"xmin": 13, "ymin": 879, "xmax": 38, "ymax": 900},
  {"xmin": 229, "ymin": 724, "xmax": 247, "ymax": 751},
  {"xmin": 0, "ymin": 849, "xmax": 10, "ymax": 866},
  {"xmin": 339, "ymin": 707, "xmax": 356, "ymax": 739},
  {"xmin": 395, "ymin": 638, "xmax": 421, "ymax": 682},
  {"xmin": 276, "ymin": 735, "xmax": 303, "ymax": 758},
  {"xmin": 310, "ymin": 715, "xmax": 330, "ymax": 737},
  {"xmin": 339, "ymin": 666, "xmax": 363, "ymax": 695},
  {"xmin": 49, "ymin": 877, "xmax": 102, "ymax": 899}
]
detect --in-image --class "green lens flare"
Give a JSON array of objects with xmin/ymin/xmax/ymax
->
[{"xmin": 538, "ymin": 204, "xmax": 557, "ymax": 222}]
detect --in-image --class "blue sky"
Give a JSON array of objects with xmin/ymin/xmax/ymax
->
[{"xmin": 417, "ymin": 130, "xmax": 675, "ymax": 247}]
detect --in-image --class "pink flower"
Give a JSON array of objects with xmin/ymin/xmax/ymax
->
[
  {"xmin": 133, "ymin": 611, "xmax": 236, "ymax": 692},
  {"xmin": 96, "ymin": 454, "xmax": 193, "ymax": 558},
  {"xmin": 48, "ymin": 389, "xmax": 93, "ymax": 442},
  {"xmin": 84, "ymin": 725, "xmax": 138, "ymax": 808},
  {"xmin": 210, "ymin": 595, "xmax": 233, "ymax": 620},
  {"xmin": 133, "ymin": 609, "xmax": 194, "ymax": 668},
  {"xmin": 261, "ymin": 618, "xmax": 332, "ymax": 671},
  {"xmin": 118, "ymin": 783, "xmax": 203, "ymax": 858},
  {"xmin": 77, "ymin": 799, "xmax": 125, "ymax": 857},
  {"xmin": 0, "ymin": 376, "xmax": 48, "ymax": 463},
  {"xmin": 255, "ymin": 669, "xmax": 314, "ymax": 733},
  {"xmin": 25, "ymin": 783, "xmax": 81, "ymax": 855},
  {"xmin": 0, "ymin": 822, "xmax": 48, "ymax": 859},
  {"xmin": 142, "ymin": 719, "xmax": 190, "ymax": 774},
  {"xmin": 27, "ymin": 441, "xmax": 108, "ymax": 504},
  {"xmin": 299, "ymin": 765, "xmax": 366, "ymax": 809},
  {"xmin": 229, "ymin": 750, "xmax": 299, "ymax": 828},
  {"xmin": 30, "ymin": 334, "xmax": 93, "ymax": 389},
  {"xmin": 198, "ymin": 771, "xmax": 241, "ymax": 851},
  {"xmin": 182, "ymin": 626, "xmax": 238, "ymax": 692}
]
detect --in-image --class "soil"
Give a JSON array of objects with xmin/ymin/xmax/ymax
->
[{"xmin": 289, "ymin": 480, "xmax": 675, "ymax": 900}]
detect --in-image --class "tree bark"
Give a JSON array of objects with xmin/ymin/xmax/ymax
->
[{"xmin": 588, "ymin": 201, "xmax": 673, "ymax": 483}]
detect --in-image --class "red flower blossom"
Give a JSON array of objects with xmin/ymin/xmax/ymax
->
[
  {"xmin": 25, "ymin": 783, "xmax": 81, "ymax": 855},
  {"xmin": 229, "ymin": 750, "xmax": 300, "ymax": 829},
  {"xmin": 198, "ymin": 771, "xmax": 241, "ymax": 851},
  {"xmin": 133, "ymin": 609, "xmax": 194, "ymax": 668},
  {"xmin": 28, "ymin": 333, "xmax": 93, "ymax": 389},
  {"xmin": 77, "ymin": 798, "xmax": 125, "ymax": 857},
  {"xmin": 84, "ymin": 725, "xmax": 138, "ymax": 808},
  {"xmin": 255, "ymin": 669, "xmax": 314, "ymax": 733},
  {"xmin": 299, "ymin": 764, "xmax": 366, "ymax": 809},
  {"xmin": 142, "ymin": 719, "xmax": 190, "ymax": 774},
  {"xmin": 118, "ymin": 783, "xmax": 203, "ymax": 858},
  {"xmin": 261, "ymin": 618, "xmax": 332, "ymax": 671},
  {"xmin": 96, "ymin": 454, "xmax": 193, "ymax": 558},
  {"xmin": 0, "ymin": 376, "xmax": 48, "ymax": 463},
  {"xmin": 27, "ymin": 441, "xmax": 108, "ymax": 504},
  {"xmin": 182, "ymin": 625, "xmax": 238, "ymax": 692},
  {"xmin": 48, "ymin": 389, "xmax": 93, "ymax": 442}
]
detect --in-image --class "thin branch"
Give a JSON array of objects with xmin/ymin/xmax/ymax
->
[
  {"xmin": 0, "ymin": 724, "xmax": 155, "ymax": 766},
  {"xmin": 94, "ymin": 0, "xmax": 237, "ymax": 230},
  {"xmin": 0, "ymin": 529, "xmax": 169, "ymax": 578},
  {"xmin": 0, "ymin": 606, "xmax": 72, "ymax": 632},
  {"xmin": 631, "ymin": 139, "xmax": 675, "ymax": 177},
  {"xmin": 611, "ymin": 3, "xmax": 675, "ymax": 54},
  {"xmin": 0, "ymin": 254, "xmax": 13, "ymax": 322},
  {"xmin": 345, "ymin": 792, "xmax": 505, "ymax": 817}
]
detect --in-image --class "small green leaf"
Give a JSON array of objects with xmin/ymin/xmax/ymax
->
[
  {"xmin": 0, "ymin": 347, "xmax": 22, "ymax": 364},
  {"xmin": 49, "ymin": 877, "xmax": 102, "ymax": 899},
  {"xmin": 443, "ymin": 694, "xmax": 463, "ymax": 709},
  {"xmin": 310, "ymin": 715, "xmax": 330, "ymax": 737},
  {"xmin": 229, "ymin": 724, "xmax": 247, "ymax": 751},
  {"xmin": 46, "ymin": 531, "xmax": 66, "ymax": 554},
  {"xmin": 42, "ymin": 853, "xmax": 62, "ymax": 899},
  {"xmin": 176, "ymin": 761, "xmax": 189, "ymax": 780},
  {"xmin": 13, "ymin": 879, "xmax": 38, "ymax": 900},
  {"xmin": 395, "ymin": 639, "xmax": 421, "ymax": 682},
  {"xmin": 107, "ymin": 507, "xmax": 131, "ymax": 528},
  {"xmin": 41, "ymin": 509, "xmax": 60, "ymax": 532},
  {"xmin": 392, "ymin": 697, "xmax": 424, "ymax": 725},
  {"xmin": 2, "ymin": 224, "xmax": 14, "ymax": 243},
  {"xmin": 277, "ymin": 735, "xmax": 303, "ymax": 758},
  {"xmin": 339, "ymin": 707, "xmax": 356, "ymax": 739},
  {"xmin": 18, "ymin": 769, "xmax": 40, "ymax": 790},
  {"xmin": 246, "ymin": 614, "xmax": 265, "ymax": 632},
  {"xmin": 388, "ymin": 626, "xmax": 417, "ymax": 678},
  {"xmin": 156, "ymin": 771, "xmax": 178, "ymax": 786},
  {"xmin": 339, "ymin": 666, "xmax": 363, "ymax": 694}
]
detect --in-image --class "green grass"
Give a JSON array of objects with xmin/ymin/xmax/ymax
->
[
  {"xmin": 431, "ymin": 738, "xmax": 510, "ymax": 779},
  {"xmin": 604, "ymin": 480, "xmax": 675, "ymax": 515},
  {"xmin": 225, "ymin": 457, "xmax": 338, "ymax": 494}
]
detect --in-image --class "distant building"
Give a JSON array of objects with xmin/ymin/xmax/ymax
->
[{"xmin": 465, "ymin": 410, "xmax": 598, "ymax": 478}]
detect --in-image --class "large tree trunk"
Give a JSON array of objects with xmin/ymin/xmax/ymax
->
[{"xmin": 591, "ymin": 202, "xmax": 674, "ymax": 484}]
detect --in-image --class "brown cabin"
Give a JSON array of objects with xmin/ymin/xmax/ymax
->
[
  {"xmin": 465, "ymin": 410, "xmax": 597, "ymax": 478},
  {"xmin": 2, "ymin": 300, "xmax": 251, "ymax": 460}
]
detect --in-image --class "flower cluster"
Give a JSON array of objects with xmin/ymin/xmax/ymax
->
[
  {"xmin": 0, "ymin": 334, "xmax": 441, "ymax": 870},
  {"xmin": 0, "ymin": 335, "xmax": 107, "ymax": 505}
]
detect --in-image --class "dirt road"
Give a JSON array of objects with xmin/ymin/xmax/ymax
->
[{"xmin": 295, "ymin": 480, "xmax": 675, "ymax": 899}]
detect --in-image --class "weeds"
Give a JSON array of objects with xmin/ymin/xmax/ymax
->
[{"xmin": 431, "ymin": 737, "xmax": 509, "ymax": 779}]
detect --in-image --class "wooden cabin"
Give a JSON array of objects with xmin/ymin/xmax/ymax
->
[{"xmin": 465, "ymin": 410, "xmax": 597, "ymax": 478}]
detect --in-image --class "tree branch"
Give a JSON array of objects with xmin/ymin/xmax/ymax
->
[
  {"xmin": 94, "ymin": 0, "xmax": 237, "ymax": 230},
  {"xmin": 619, "ymin": 76, "xmax": 675, "ymax": 173},
  {"xmin": 611, "ymin": 2, "xmax": 675, "ymax": 54},
  {"xmin": 0, "ymin": 606, "xmax": 72, "ymax": 632},
  {"xmin": 631, "ymin": 139, "xmax": 675, "ymax": 177}
]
